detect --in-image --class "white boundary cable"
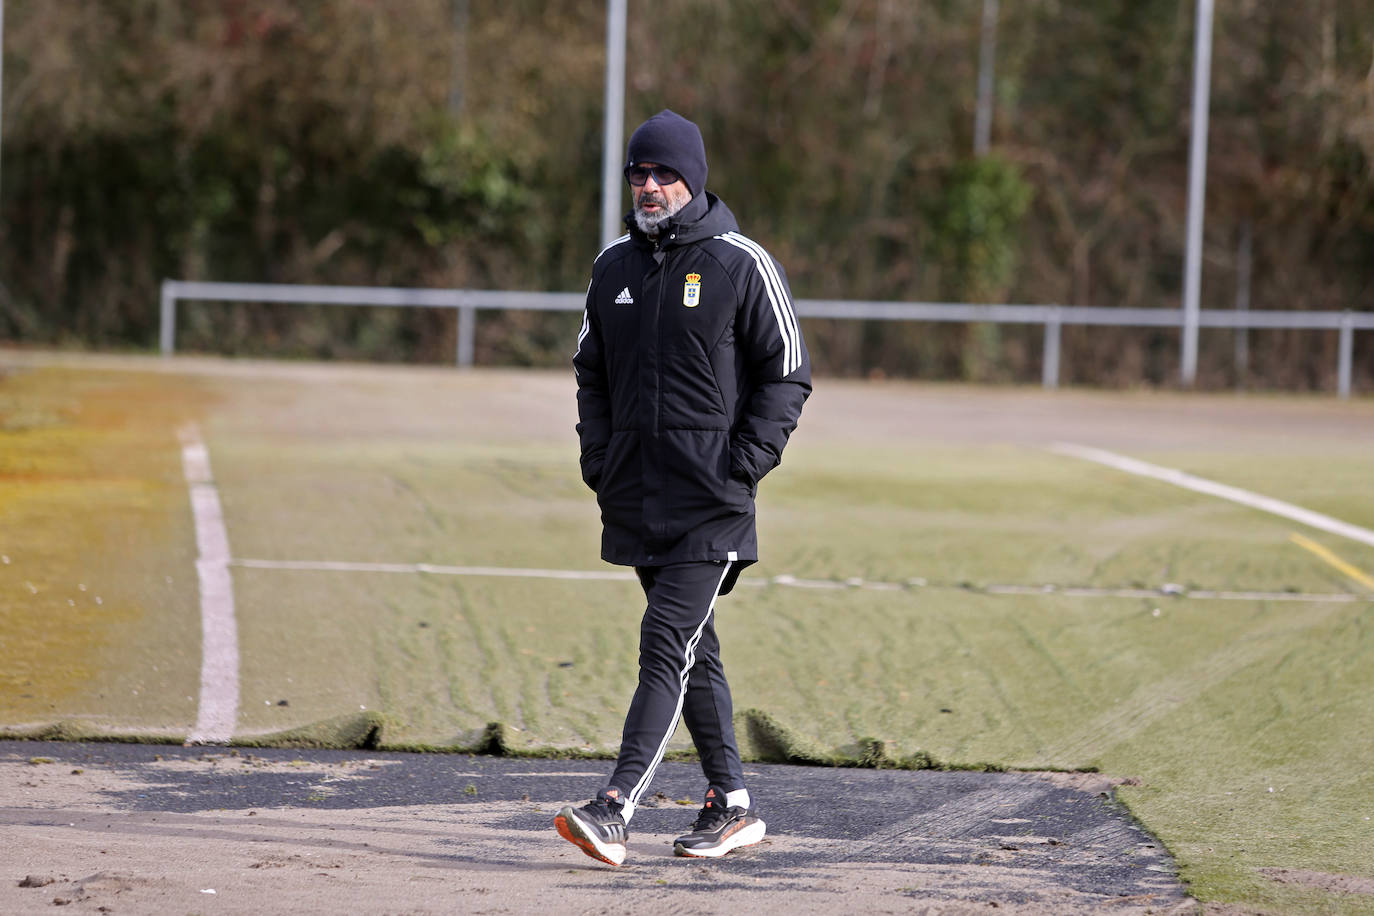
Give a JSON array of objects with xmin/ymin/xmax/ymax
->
[
  {"xmin": 228, "ymin": 558, "xmax": 1358, "ymax": 603},
  {"xmin": 181, "ymin": 425, "xmax": 240, "ymax": 744},
  {"xmin": 1052, "ymin": 442, "xmax": 1374, "ymax": 549},
  {"xmin": 233, "ymin": 558, "xmax": 640, "ymax": 582}
]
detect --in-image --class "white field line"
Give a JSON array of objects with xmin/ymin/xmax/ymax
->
[
  {"xmin": 180, "ymin": 425, "xmax": 240, "ymax": 745},
  {"xmin": 1052, "ymin": 442, "xmax": 1374, "ymax": 549},
  {"xmin": 227, "ymin": 558, "xmax": 1359, "ymax": 603}
]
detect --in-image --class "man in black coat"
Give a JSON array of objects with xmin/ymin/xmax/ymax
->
[{"xmin": 555, "ymin": 110, "xmax": 811, "ymax": 866}]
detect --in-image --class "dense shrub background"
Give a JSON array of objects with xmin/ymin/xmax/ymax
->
[{"xmin": 1, "ymin": 0, "xmax": 1370, "ymax": 388}]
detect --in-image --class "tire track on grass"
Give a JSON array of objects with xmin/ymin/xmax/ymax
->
[
  {"xmin": 945, "ymin": 618, "xmax": 1048, "ymax": 759},
  {"xmin": 1042, "ymin": 443, "xmax": 1373, "ymax": 768},
  {"xmin": 1041, "ymin": 600, "xmax": 1349, "ymax": 768}
]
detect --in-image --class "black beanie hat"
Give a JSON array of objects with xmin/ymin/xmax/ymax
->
[{"xmin": 626, "ymin": 109, "xmax": 708, "ymax": 197}]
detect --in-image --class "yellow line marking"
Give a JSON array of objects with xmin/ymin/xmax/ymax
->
[{"xmin": 1289, "ymin": 532, "xmax": 1374, "ymax": 593}]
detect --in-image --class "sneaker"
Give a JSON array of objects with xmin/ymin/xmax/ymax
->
[
  {"xmin": 554, "ymin": 792, "xmax": 628, "ymax": 866},
  {"xmin": 672, "ymin": 786, "xmax": 766, "ymax": 858}
]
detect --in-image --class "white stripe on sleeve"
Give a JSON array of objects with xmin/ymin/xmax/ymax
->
[
  {"xmin": 727, "ymin": 232, "xmax": 802, "ymax": 369},
  {"xmin": 717, "ymin": 232, "xmax": 801, "ymax": 376}
]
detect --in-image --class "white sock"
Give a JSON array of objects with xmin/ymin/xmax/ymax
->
[
  {"xmin": 725, "ymin": 788, "xmax": 751, "ymax": 810},
  {"xmin": 619, "ymin": 799, "xmax": 636, "ymax": 824}
]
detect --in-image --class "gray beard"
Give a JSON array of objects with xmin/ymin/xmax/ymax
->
[{"xmin": 633, "ymin": 194, "xmax": 684, "ymax": 237}]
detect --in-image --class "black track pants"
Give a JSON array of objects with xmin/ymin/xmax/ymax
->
[{"xmin": 607, "ymin": 560, "xmax": 745, "ymax": 808}]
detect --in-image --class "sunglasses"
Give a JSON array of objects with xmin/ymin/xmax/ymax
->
[{"xmin": 624, "ymin": 164, "xmax": 682, "ymax": 187}]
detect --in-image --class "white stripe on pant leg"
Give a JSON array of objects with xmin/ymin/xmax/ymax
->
[{"xmin": 627, "ymin": 561, "xmax": 733, "ymax": 809}]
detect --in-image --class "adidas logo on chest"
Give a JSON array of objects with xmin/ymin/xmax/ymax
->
[{"xmin": 613, "ymin": 287, "xmax": 635, "ymax": 305}]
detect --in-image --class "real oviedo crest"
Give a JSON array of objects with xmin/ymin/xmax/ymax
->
[{"xmin": 683, "ymin": 273, "xmax": 702, "ymax": 308}]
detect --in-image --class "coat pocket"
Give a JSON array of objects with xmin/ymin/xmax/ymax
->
[
  {"xmin": 660, "ymin": 428, "xmax": 750, "ymax": 536},
  {"xmin": 596, "ymin": 430, "xmax": 641, "ymax": 527}
]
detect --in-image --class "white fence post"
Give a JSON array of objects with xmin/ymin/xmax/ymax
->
[
  {"xmin": 1234, "ymin": 222, "xmax": 1251, "ymax": 388},
  {"xmin": 1338, "ymin": 312, "xmax": 1354, "ymax": 400},
  {"xmin": 1042, "ymin": 307, "xmax": 1061, "ymax": 389},
  {"xmin": 160, "ymin": 279, "xmax": 177, "ymax": 356},
  {"xmin": 456, "ymin": 303, "xmax": 476, "ymax": 368}
]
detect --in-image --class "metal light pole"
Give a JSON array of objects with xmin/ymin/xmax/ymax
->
[
  {"xmin": 974, "ymin": 0, "xmax": 998, "ymax": 157},
  {"xmin": 599, "ymin": 0, "xmax": 627, "ymax": 247},
  {"xmin": 448, "ymin": 0, "xmax": 468, "ymax": 115},
  {"xmin": 1, "ymin": 0, "xmax": 6, "ymax": 201},
  {"xmin": 1181, "ymin": 0, "xmax": 1215, "ymax": 387}
]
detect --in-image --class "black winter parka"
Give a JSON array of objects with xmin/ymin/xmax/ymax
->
[{"xmin": 574, "ymin": 192, "xmax": 811, "ymax": 583}]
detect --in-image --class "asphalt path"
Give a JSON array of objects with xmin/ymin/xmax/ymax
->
[{"xmin": 0, "ymin": 740, "xmax": 1193, "ymax": 913}]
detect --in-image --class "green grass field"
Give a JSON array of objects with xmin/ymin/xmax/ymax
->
[{"xmin": 2, "ymin": 351, "xmax": 1373, "ymax": 913}]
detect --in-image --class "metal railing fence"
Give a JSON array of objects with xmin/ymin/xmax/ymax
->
[{"xmin": 160, "ymin": 280, "xmax": 1372, "ymax": 397}]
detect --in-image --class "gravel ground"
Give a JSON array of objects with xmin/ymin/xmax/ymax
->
[{"xmin": 0, "ymin": 740, "xmax": 1194, "ymax": 914}]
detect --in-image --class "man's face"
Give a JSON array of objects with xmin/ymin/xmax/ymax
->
[{"xmin": 631, "ymin": 163, "xmax": 692, "ymax": 235}]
